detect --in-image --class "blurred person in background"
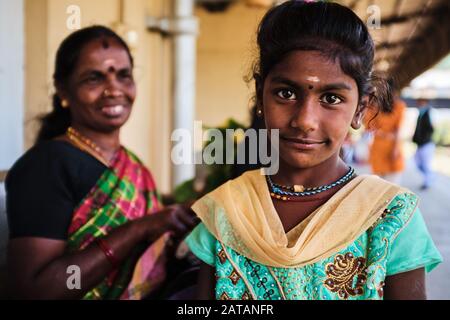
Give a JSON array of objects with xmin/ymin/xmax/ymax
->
[
  {"xmin": 413, "ymin": 98, "xmax": 436, "ymax": 190},
  {"xmin": 364, "ymin": 81, "xmax": 406, "ymax": 184}
]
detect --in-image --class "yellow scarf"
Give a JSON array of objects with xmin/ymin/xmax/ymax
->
[{"xmin": 192, "ymin": 169, "xmax": 411, "ymax": 268}]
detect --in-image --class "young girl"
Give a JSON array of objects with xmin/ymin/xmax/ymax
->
[{"xmin": 185, "ymin": 1, "xmax": 442, "ymax": 300}]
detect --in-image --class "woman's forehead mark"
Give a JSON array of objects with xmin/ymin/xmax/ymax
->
[{"xmin": 103, "ymin": 59, "xmax": 117, "ymax": 72}]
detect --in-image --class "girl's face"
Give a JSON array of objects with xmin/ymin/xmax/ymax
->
[
  {"xmin": 261, "ymin": 50, "xmax": 364, "ymax": 170},
  {"xmin": 61, "ymin": 38, "xmax": 136, "ymax": 133}
]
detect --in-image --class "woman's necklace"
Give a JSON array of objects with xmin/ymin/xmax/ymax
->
[
  {"xmin": 267, "ymin": 167, "xmax": 356, "ymax": 201},
  {"xmin": 66, "ymin": 127, "xmax": 110, "ymax": 167}
]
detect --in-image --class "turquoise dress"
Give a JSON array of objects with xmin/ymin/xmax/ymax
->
[{"xmin": 186, "ymin": 192, "xmax": 442, "ymax": 300}]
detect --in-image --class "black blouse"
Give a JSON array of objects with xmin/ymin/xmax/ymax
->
[{"xmin": 6, "ymin": 140, "xmax": 106, "ymax": 240}]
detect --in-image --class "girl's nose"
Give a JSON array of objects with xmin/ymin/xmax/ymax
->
[{"xmin": 290, "ymin": 98, "xmax": 319, "ymax": 133}]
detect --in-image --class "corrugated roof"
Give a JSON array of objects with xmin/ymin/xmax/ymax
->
[{"xmin": 337, "ymin": 0, "xmax": 450, "ymax": 88}]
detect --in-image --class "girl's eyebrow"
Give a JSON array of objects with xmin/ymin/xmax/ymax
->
[
  {"xmin": 270, "ymin": 76, "xmax": 302, "ymax": 90},
  {"xmin": 270, "ymin": 76, "xmax": 351, "ymax": 91},
  {"xmin": 320, "ymin": 83, "xmax": 352, "ymax": 91}
]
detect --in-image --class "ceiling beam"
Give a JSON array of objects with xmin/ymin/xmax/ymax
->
[
  {"xmin": 380, "ymin": 3, "xmax": 447, "ymax": 26},
  {"xmin": 376, "ymin": 37, "xmax": 424, "ymax": 50},
  {"xmin": 388, "ymin": 3, "xmax": 450, "ymax": 88}
]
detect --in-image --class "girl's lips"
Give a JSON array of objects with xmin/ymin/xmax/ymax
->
[
  {"xmin": 101, "ymin": 105, "xmax": 126, "ymax": 117},
  {"xmin": 281, "ymin": 136, "xmax": 325, "ymax": 150}
]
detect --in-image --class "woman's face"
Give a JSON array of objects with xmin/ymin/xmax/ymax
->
[
  {"xmin": 261, "ymin": 50, "xmax": 364, "ymax": 170},
  {"xmin": 62, "ymin": 38, "xmax": 136, "ymax": 133}
]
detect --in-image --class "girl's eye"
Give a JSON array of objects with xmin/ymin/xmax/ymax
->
[
  {"xmin": 320, "ymin": 93, "xmax": 343, "ymax": 105},
  {"xmin": 277, "ymin": 89, "xmax": 296, "ymax": 100}
]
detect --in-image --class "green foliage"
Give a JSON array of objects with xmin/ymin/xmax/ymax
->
[
  {"xmin": 434, "ymin": 121, "xmax": 450, "ymax": 146},
  {"xmin": 173, "ymin": 118, "xmax": 247, "ymax": 203}
]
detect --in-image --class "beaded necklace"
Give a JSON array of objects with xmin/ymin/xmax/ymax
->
[
  {"xmin": 267, "ymin": 167, "xmax": 356, "ymax": 201},
  {"xmin": 66, "ymin": 127, "xmax": 110, "ymax": 167}
]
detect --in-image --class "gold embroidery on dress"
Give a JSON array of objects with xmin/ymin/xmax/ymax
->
[
  {"xmin": 324, "ymin": 253, "xmax": 367, "ymax": 299},
  {"xmin": 218, "ymin": 241, "xmax": 257, "ymax": 299},
  {"xmin": 241, "ymin": 291, "xmax": 252, "ymax": 300},
  {"xmin": 376, "ymin": 281, "xmax": 385, "ymax": 298},
  {"xmin": 218, "ymin": 248, "xmax": 227, "ymax": 264},
  {"xmin": 220, "ymin": 292, "xmax": 231, "ymax": 300},
  {"xmin": 229, "ymin": 269, "xmax": 241, "ymax": 285}
]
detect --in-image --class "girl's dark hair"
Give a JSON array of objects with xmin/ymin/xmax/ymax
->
[
  {"xmin": 253, "ymin": 0, "xmax": 393, "ymax": 113},
  {"xmin": 36, "ymin": 25, "xmax": 133, "ymax": 143}
]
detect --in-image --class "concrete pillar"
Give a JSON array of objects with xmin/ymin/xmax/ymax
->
[{"xmin": 0, "ymin": 0, "xmax": 25, "ymax": 170}]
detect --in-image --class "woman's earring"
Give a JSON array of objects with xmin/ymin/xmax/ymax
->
[
  {"xmin": 257, "ymin": 109, "xmax": 263, "ymax": 117},
  {"xmin": 61, "ymin": 99, "xmax": 69, "ymax": 108}
]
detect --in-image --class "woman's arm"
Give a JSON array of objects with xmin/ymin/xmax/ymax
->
[
  {"xmin": 196, "ymin": 262, "xmax": 215, "ymax": 300},
  {"xmin": 7, "ymin": 206, "xmax": 197, "ymax": 300},
  {"xmin": 384, "ymin": 268, "xmax": 426, "ymax": 300}
]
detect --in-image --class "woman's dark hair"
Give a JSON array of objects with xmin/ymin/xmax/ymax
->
[
  {"xmin": 36, "ymin": 25, "xmax": 134, "ymax": 143},
  {"xmin": 253, "ymin": 0, "xmax": 392, "ymax": 113}
]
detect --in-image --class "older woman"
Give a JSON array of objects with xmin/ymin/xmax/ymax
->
[{"xmin": 6, "ymin": 26, "xmax": 197, "ymax": 300}]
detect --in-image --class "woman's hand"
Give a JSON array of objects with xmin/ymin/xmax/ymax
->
[
  {"xmin": 141, "ymin": 205, "xmax": 200, "ymax": 243},
  {"xmin": 6, "ymin": 204, "xmax": 199, "ymax": 299}
]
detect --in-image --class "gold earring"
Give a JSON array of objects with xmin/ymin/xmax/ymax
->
[{"xmin": 61, "ymin": 99, "xmax": 69, "ymax": 108}]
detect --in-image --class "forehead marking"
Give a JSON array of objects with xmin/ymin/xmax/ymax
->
[
  {"xmin": 306, "ymin": 76, "xmax": 321, "ymax": 83},
  {"xmin": 306, "ymin": 76, "xmax": 320, "ymax": 90},
  {"xmin": 104, "ymin": 58, "xmax": 116, "ymax": 66}
]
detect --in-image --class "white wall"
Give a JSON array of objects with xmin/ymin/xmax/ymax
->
[
  {"xmin": 196, "ymin": 3, "xmax": 267, "ymax": 128},
  {"xmin": 0, "ymin": 0, "xmax": 24, "ymax": 170}
]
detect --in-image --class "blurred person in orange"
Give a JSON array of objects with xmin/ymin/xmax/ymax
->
[{"xmin": 364, "ymin": 82, "xmax": 406, "ymax": 184}]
